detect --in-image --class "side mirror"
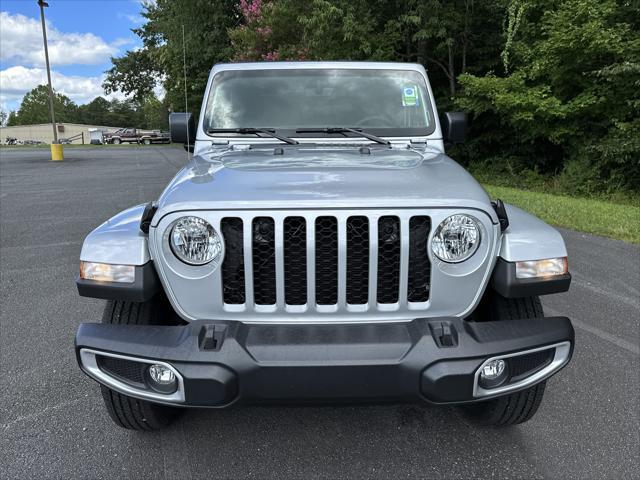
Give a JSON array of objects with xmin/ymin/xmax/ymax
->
[
  {"xmin": 169, "ymin": 112, "xmax": 196, "ymax": 145},
  {"xmin": 441, "ymin": 112, "xmax": 468, "ymax": 144}
]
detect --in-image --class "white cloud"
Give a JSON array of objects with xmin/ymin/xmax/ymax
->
[
  {"xmin": 0, "ymin": 12, "xmax": 124, "ymax": 67},
  {"xmin": 0, "ymin": 65, "xmax": 126, "ymax": 109},
  {"xmin": 118, "ymin": 12, "xmax": 145, "ymax": 26}
]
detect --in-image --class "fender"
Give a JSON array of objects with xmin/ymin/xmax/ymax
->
[
  {"xmin": 77, "ymin": 205, "xmax": 160, "ymax": 302},
  {"xmin": 492, "ymin": 204, "xmax": 571, "ymax": 298},
  {"xmin": 499, "ymin": 204, "xmax": 568, "ymax": 261},
  {"xmin": 80, "ymin": 204, "xmax": 151, "ymax": 265}
]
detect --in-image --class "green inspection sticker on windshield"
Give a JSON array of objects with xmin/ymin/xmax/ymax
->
[{"xmin": 402, "ymin": 85, "xmax": 419, "ymax": 106}]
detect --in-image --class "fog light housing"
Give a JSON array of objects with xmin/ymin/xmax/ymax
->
[
  {"xmin": 479, "ymin": 359, "xmax": 507, "ymax": 389},
  {"xmin": 146, "ymin": 364, "xmax": 178, "ymax": 394}
]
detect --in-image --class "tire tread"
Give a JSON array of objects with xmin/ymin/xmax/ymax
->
[
  {"xmin": 98, "ymin": 298, "xmax": 180, "ymax": 431},
  {"xmin": 461, "ymin": 294, "xmax": 548, "ymax": 427}
]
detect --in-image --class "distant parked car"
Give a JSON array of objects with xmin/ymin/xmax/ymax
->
[{"xmin": 103, "ymin": 128, "xmax": 170, "ymax": 145}]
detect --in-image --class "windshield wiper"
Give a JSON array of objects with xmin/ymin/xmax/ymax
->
[
  {"xmin": 295, "ymin": 127, "xmax": 390, "ymax": 145},
  {"xmin": 206, "ymin": 128, "xmax": 299, "ymax": 145}
]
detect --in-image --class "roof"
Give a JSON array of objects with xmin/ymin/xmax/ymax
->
[{"xmin": 211, "ymin": 61, "xmax": 427, "ymax": 74}]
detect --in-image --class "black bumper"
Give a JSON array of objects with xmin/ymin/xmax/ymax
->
[{"xmin": 75, "ymin": 316, "xmax": 574, "ymax": 407}]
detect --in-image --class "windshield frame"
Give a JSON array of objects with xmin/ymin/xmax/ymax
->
[{"xmin": 201, "ymin": 64, "xmax": 437, "ymax": 140}]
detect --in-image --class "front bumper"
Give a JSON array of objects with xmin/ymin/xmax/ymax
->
[{"xmin": 75, "ymin": 316, "xmax": 574, "ymax": 407}]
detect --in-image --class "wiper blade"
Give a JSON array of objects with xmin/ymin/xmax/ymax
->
[
  {"xmin": 295, "ymin": 127, "xmax": 390, "ymax": 145},
  {"xmin": 206, "ymin": 127, "xmax": 298, "ymax": 145}
]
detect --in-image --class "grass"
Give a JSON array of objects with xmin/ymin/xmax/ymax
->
[{"xmin": 483, "ymin": 184, "xmax": 640, "ymax": 244}]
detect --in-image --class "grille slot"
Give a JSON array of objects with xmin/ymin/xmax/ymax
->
[
  {"xmin": 252, "ymin": 217, "xmax": 276, "ymax": 305},
  {"xmin": 284, "ymin": 217, "xmax": 307, "ymax": 305},
  {"xmin": 218, "ymin": 212, "xmax": 431, "ymax": 312},
  {"xmin": 315, "ymin": 216, "xmax": 338, "ymax": 305},
  {"xmin": 346, "ymin": 216, "xmax": 369, "ymax": 304},
  {"xmin": 508, "ymin": 349, "xmax": 554, "ymax": 381},
  {"xmin": 221, "ymin": 218, "xmax": 245, "ymax": 304},
  {"xmin": 377, "ymin": 216, "xmax": 401, "ymax": 304},
  {"xmin": 408, "ymin": 216, "xmax": 431, "ymax": 302},
  {"xmin": 97, "ymin": 355, "xmax": 146, "ymax": 386}
]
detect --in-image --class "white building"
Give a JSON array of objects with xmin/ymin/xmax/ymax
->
[{"xmin": 0, "ymin": 123, "xmax": 124, "ymax": 144}]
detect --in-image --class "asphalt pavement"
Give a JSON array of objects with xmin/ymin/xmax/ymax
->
[{"xmin": 1, "ymin": 146, "xmax": 638, "ymax": 480}]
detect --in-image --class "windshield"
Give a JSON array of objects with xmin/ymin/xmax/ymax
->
[{"xmin": 203, "ymin": 68, "xmax": 435, "ymax": 137}]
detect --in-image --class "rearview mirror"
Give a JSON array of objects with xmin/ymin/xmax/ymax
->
[
  {"xmin": 441, "ymin": 112, "xmax": 468, "ymax": 144},
  {"xmin": 169, "ymin": 112, "xmax": 196, "ymax": 145}
]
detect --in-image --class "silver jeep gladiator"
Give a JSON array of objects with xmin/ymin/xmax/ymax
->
[{"xmin": 75, "ymin": 62, "xmax": 574, "ymax": 430}]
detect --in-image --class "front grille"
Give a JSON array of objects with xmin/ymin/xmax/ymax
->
[{"xmin": 220, "ymin": 213, "xmax": 431, "ymax": 311}]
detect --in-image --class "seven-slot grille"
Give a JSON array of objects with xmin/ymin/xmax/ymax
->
[{"xmin": 220, "ymin": 214, "xmax": 431, "ymax": 311}]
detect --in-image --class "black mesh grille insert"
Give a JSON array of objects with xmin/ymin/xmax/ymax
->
[
  {"xmin": 315, "ymin": 216, "xmax": 338, "ymax": 305},
  {"xmin": 220, "ymin": 218, "xmax": 245, "ymax": 304},
  {"xmin": 284, "ymin": 217, "xmax": 307, "ymax": 305},
  {"xmin": 377, "ymin": 216, "xmax": 401, "ymax": 304},
  {"xmin": 252, "ymin": 217, "xmax": 276, "ymax": 305},
  {"xmin": 97, "ymin": 355, "xmax": 146, "ymax": 386},
  {"xmin": 346, "ymin": 216, "xmax": 369, "ymax": 304},
  {"xmin": 508, "ymin": 349, "xmax": 554, "ymax": 381},
  {"xmin": 408, "ymin": 216, "xmax": 431, "ymax": 302}
]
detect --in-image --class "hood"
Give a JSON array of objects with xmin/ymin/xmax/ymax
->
[{"xmin": 154, "ymin": 145, "xmax": 496, "ymax": 222}]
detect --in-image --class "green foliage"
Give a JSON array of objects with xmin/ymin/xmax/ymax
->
[
  {"xmin": 104, "ymin": 0, "xmax": 238, "ymax": 120},
  {"xmin": 9, "ymin": 85, "xmax": 77, "ymax": 125},
  {"xmin": 102, "ymin": 0, "xmax": 639, "ymax": 195},
  {"xmin": 457, "ymin": 0, "xmax": 640, "ymax": 193},
  {"xmin": 103, "ymin": 49, "xmax": 159, "ymax": 104},
  {"xmin": 77, "ymin": 97, "xmax": 112, "ymax": 125},
  {"xmin": 8, "ymin": 87, "xmax": 166, "ymax": 130}
]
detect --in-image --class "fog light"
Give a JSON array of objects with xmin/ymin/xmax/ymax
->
[
  {"xmin": 146, "ymin": 364, "xmax": 178, "ymax": 394},
  {"xmin": 479, "ymin": 359, "xmax": 507, "ymax": 389}
]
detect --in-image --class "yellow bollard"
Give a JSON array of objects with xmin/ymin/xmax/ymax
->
[{"xmin": 50, "ymin": 143, "xmax": 64, "ymax": 161}]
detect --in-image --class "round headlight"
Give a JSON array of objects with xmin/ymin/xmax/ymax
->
[
  {"xmin": 169, "ymin": 216, "xmax": 222, "ymax": 265},
  {"xmin": 431, "ymin": 214, "xmax": 480, "ymax": 263}
]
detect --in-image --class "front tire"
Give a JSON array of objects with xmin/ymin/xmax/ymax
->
[
  {"xmin": 99, "ymin": 297, "xmax": 182, "ymax": 430},
  {"xmin": 460, "ymin": 295, "xmax": 548, "ymax": 426}
]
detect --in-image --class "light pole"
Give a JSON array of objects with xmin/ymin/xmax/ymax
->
[{"xmin": 38, "ymin": 0, "xmax": 63, "ymax": 159}]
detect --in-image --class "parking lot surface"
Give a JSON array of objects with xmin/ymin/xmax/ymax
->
[{"xmin": 1, "ymin": 146, "xmax": 638, "ymax": 479}]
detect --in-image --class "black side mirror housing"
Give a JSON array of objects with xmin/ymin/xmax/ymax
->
[
  {"xmin": 169, "ymin": 112, "xmax": 196, "ymax": 144},
  {"xmin": 441, "ymin": 112, "xmax": 468, "ymax": 144}
]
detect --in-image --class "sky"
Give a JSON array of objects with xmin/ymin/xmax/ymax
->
[{"xmin": 0, "ymin": 0, "xmax": 150, "ymax": 113}]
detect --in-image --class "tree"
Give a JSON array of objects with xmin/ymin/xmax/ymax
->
[
  {"xmin": 103, "ymin": 49, "xmax": 160, "ymax": 104},
  {"xmin": 228, "ymin": 0, "xmax": 506, "ymax": 101},
  {"xmin": 10, "ymin": 85, "xmax": 78, "ymax": 125},
  {"xmin": 457, "ymin": 0, "xmax": 640, "ymax": 192},
  {"xmin": 6, "ymin": 111, "xmax": 18, "ymax": 126},
  {"xmin": 104, "ymin": 0, "xmax": 238, "ymax": 120},
  {"xmin": 139, "ymin": 95, "xmax": 169, "ymax": 130},
  {"xmin": 77, "ymin": 96, "xmax": 111, "ymax": 125}
]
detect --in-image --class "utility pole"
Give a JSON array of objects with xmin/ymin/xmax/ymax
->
[{"xmin": 38, "ymin": 0, "xmax": 58, "ymax": 145}]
